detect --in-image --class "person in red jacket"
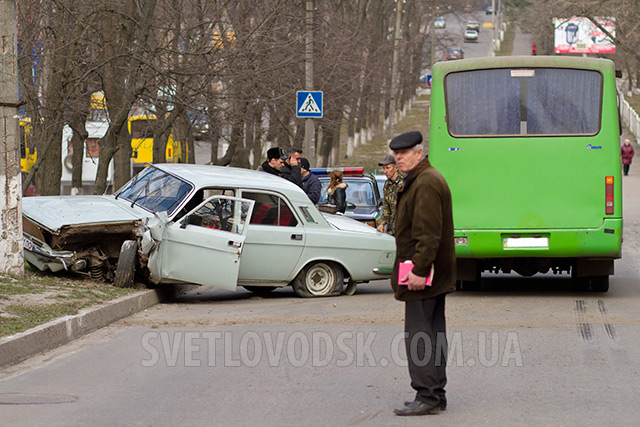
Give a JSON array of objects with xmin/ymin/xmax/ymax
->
[{"xmin": 621, "ymin": 139, "xmax": 635, "ymax": 176}]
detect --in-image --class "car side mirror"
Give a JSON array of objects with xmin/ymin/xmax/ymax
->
[{"xmin": 615, "ymin": 68, "xmax": 622, "ymax": 78}]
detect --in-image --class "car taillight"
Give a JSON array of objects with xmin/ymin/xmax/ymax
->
[{"xmin": 605, "ymin": 176, "xmax": 614, "ymax": 214}]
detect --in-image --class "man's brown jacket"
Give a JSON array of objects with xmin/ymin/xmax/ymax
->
[{"xmin": 391, "ymin": 157, "xmax": 456, "ymax": 301}]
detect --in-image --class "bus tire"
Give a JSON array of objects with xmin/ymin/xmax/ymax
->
[
  {"xmin": 114, "ymin": 240, "xmax": 138, "ymax": 288},
  {"xmin": 292, "ymin": 262, "xmax": 343, "ymax": 297},
  {"xmin": 589, "ymin": 276, "xmax": 609, "ymax": 292}
]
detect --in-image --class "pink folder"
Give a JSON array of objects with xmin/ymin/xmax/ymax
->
[{"xmin": 398, "ymin": 260, "xmax": 434, "ymax": 286}]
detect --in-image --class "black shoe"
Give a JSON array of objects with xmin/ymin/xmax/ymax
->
[
  {"xmin": 404, "ymin": 400, "xmax": 447, "ymax": 410},
  {"xmin": 394, "ymin": 400, "xmax": 440, "ymax": 416}
]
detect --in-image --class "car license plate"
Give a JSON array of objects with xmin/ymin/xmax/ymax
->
[{"xmin": 503, "ymin": 237, "xmax": 548, "ymax": 248}]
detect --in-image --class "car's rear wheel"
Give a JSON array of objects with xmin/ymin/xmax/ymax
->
[
  {"xmin": 293, "ymin": 261, "xmax": 344, "ymax": 297},
  {"xmin": 114, "ymin": 240, "xmax": 137, "ymax": 288},
  {"xmin": 242, "ymin": 286, "xmax": 277, "ymax": 295}
]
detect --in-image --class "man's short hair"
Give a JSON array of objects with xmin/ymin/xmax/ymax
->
[{"xmin": 286, "ymin": 147, "xmax": 303, "ymax": 156}]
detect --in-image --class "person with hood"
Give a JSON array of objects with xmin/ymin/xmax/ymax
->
[
  {"xmin": 621, "ymin": 139, "xmax": 634, "ymax": 176},
  {"xmin": 258, "ymin": 147, "xmax": 287, "ymax": 176},
  {"xmin": 326, "ymin": 169, "xmax": 348, "ymax": 213},
  {"xmin": 279, "ymin": 147, "xmax": 303, "ymax": 188}
]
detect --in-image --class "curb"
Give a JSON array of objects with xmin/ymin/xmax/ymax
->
[{"xmin": 0, "ymin": 288, "xmax": 168, "ymax": 368}]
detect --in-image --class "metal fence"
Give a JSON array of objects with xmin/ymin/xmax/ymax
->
[{"xmin": 620, "ymin": 97, "xmax": 640, "ymax": 142}]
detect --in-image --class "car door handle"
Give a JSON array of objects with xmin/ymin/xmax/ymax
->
[
  {"xmin": 228, "ymin": 240, "xmax": 242, "ymax": 248},
  {"xmin": 291, "ymin": 234, "xmax": 303, "ymax": 241}
]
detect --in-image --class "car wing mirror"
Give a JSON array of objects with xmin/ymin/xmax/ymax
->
[{"xmin": 615, "ymin": 68, "xmax": 622, "ymax": 78}]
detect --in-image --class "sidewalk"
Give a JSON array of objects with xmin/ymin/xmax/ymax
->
[{"xmin": 510, "ymin": 25, "xmax": 532, "ymax": 55}]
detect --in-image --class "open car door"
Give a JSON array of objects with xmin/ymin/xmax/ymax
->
[{"xmin": 151, "ymin": 196, "xmax": 254, "ymax": 290}]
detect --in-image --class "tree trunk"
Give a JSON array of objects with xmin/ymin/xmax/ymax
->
[{"xmin": 0, "ymin": 0, "xmax": 24, "ymax": 276}]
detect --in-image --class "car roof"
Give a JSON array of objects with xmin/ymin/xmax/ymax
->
[{"xmin": 151, "ymin": 163, "xmax": 311, "ymax": 202}]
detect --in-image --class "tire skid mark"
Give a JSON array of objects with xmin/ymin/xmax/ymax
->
[
  {"xmin": 597, "ymin": 300, "xmax": 618, "ymax": 341},
  {"xmin": 575, "ymin": 300, "xmax": 593, "ymax": 342}
]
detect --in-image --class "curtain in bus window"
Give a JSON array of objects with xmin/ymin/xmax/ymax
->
[
  {"xmin": 446, "ymin": 69, "xmax": 521, "ymax": 135},
  {"xmin": 526, "ymin": 69, "xmax": 601, "ymax": 135}
]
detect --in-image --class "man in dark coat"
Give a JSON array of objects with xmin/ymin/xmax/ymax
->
[
  {"xmin": 279, "ymin": 147, "xmax": 303, "ymax": 188},
  {"xmin": 389, "ymin": 131, "xmax": 456, "ymax": 416},
  {"xmin": 258, "ymin": 147, "xmax": 287, "ymax": 176},
  {"xmin": 300, "ymin": 157, "xmax": 321, "ymax": 204}
]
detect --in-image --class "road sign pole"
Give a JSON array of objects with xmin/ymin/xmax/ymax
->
[{"xmin": 305, "ymin": 0, "xmax": 316, "ymax": 164}]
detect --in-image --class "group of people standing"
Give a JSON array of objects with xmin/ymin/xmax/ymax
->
[
  {"xmin": 258, "ymin": 146, "xmax": 349, "ymax": 213},
  {"xmin": 258, "ymin": 146, "xmax": 322, "ymax": 205}
]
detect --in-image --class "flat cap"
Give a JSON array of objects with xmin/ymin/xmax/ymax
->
[
  {"xmin": 267, "ymin": 147, "xmax": 287, "ymax": 160},
  {"xmin": 389, "ymin": 131, "xmax": 423, "ymax": 150},
  {"xmin": 378, "ymin": 154, "xmax": 396, "ymax": 166}
]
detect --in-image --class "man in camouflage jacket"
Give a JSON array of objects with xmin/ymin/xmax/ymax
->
[{"xmin": 376, "ymin": 154, "xmax": 404, "ymax": 236}]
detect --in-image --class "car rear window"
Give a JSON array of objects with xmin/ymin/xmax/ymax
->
[{"xmin": 445, "ymin": 68, "xmax": 602, "ymax": 136}]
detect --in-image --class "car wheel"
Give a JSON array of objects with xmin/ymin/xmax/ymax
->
[
  {"xmin": 243, "ymin": 286, "xmax": 277, "ymax": 295},
  {"xmin": 114, "ymin": 240, "xmax": 137, "ymax": 288},
  {"xmin": 293, "ymin": 262, "xmax": 344, "ymax": 297}
]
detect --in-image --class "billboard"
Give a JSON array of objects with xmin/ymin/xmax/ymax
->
[{"xmin": 554, "ymin": 17, "xmax": 615, "ymax": 54}]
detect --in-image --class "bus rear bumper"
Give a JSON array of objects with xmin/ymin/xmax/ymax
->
[{"xmin": 454, "ymin": 219, "xmax": 622, "ymax": 259}]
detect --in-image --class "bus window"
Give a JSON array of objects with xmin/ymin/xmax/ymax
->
[
  {"xmin": 445, "ymin": 68, "xmax": 602, "ymax": 136},
  {"xmin": 130, "ymin": 119, "xmax": 154, "ymax": 139}
]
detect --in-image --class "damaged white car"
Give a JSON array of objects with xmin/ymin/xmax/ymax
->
[{"xmin": 22, "ymin": 164, "xmax": 396, "ymax": 297}]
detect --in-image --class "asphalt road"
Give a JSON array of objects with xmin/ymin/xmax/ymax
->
[{"xmin": 434, "ymin": 12, "xmax": 494, "ymax": 62}]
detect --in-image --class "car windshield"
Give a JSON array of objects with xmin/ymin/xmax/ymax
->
[
  {"xmin": 116, "ymin": 165, "xmax": 193, "ymax": 215},
  {"xmin": 318, "ymin": 178, "xmax": 377, "ymax": 207}
]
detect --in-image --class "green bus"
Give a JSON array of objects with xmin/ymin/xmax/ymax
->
[{"xmin": 429, "ymin": 56, "xmax": 622, "ymax": 292}]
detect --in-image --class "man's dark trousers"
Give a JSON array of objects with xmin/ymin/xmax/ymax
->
[{"xmin": 404, "ymin": 294, "xmax": 447, "ymax": 407}]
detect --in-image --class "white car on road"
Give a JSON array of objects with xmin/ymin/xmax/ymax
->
[{"xmin": 22, "ymin": 164, "xmax": 396, "ymax": 297}]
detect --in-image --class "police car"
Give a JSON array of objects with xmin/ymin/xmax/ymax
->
[{"xmin": 311, "ymin": 167, "xmax": 382, "ymax": 228}]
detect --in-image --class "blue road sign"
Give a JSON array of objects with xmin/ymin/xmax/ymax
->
[{"xmin": 296, "ymin": 91, "xmax": 323, "ymax": 118}]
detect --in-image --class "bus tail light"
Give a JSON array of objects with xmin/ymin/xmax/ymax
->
[{"xmin": 605, "ymin": 176, "xmax": 614, "ymax": 215}]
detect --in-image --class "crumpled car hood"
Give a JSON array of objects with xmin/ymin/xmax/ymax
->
[
  {"xmin": 22, "ymin": 195, "xmax": 153, "ymax": 232},
  {"xmin": 321, "ymin": 213, "xmax": 381, "ymax": 234}
]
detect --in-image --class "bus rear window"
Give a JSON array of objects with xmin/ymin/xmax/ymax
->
[{"xmin": 445, "ymin": 68, "xmax": 602, "ymax": 136}]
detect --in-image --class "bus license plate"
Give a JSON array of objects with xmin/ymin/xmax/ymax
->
[{"xmin": 503, "ymin": 237, "xmax": 548, "ymax": 248}]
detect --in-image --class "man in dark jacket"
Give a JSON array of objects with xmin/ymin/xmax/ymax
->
[
  {"xmin": 389, "ymin": 131, "xmax": 456, "ymax": 416},
  {"xmin": 300, "ymin": 157, "xmax": 321, "ymax": 204},
  {"xmin": 279, "ymin": 147, "xmax": 303, "ymax": 188},
  {"xmin": 258, "ymin": 147, "xmax": 287, "ymax": 176}
]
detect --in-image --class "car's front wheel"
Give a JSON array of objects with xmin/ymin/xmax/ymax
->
[
  {"xmin": 292, "ymin": 261, "xmax": 344, "ymax": 297},
  {"xmin": 114, "ymin": 240, "xmax": 138, "ymax": 288}
]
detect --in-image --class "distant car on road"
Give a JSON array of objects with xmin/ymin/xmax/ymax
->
[
  {"xmin": 445, "ymin": 48, "xmax": 464, "ymax": 60},
  {"xmin": 485, "ymin": 6, "xmax": 494, "ymax": 15},
  {"xmin": 464, "ymin": 29, "xmax": 479, "ymax": 42},
  {"xmin": 466, "ymin": 21, "xmax": 480, "ymax": 32},
  {"xmin": 311, "ymin": 167, "xmax": 382, "ymax": 228},
  {"xmin": 21, "ymin": 164, "xmax": 395, "ymax": 297},
  {"xmin": 434, "ymin": 17, "xmax": 446, "ymax": 29}
]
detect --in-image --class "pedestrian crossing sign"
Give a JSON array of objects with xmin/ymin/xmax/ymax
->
[{"xmin": 296, "ymin": 91, "xmax": 323, "ymax": 118}]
